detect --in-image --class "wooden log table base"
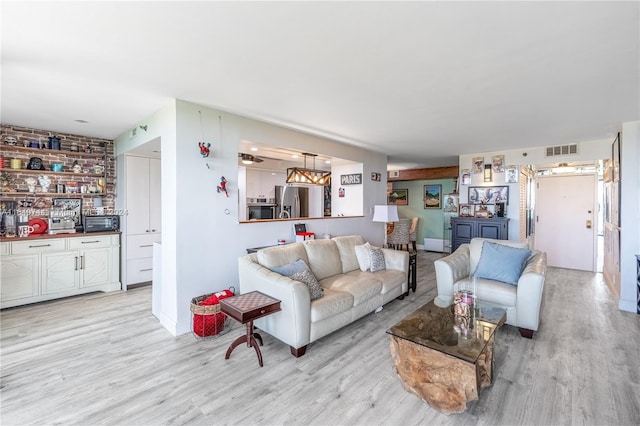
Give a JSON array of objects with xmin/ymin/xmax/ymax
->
[{"xmin": 389, "ymin": 334, "xmax": 495, "ymax": 415}]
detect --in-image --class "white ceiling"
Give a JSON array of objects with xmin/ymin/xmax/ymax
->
[{"xmin": 2, "ymin": 1, "xmax": 638, "ymax": 169}]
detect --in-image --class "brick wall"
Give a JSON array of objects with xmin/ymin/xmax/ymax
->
[{"xmin": 0, "ymin": 124, "xmax": 117, "ymax": 216}]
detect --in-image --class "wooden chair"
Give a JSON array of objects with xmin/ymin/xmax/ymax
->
[{"xmin": 408, "ymin": 217, "xmax": 419, "ymax": 251}]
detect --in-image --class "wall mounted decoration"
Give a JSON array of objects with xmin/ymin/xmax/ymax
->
[
  {"xmin": 505, "ymin": 165, "xmax": 519, "ymax": 183},
  {"xmin": 388, "ymin": 189, "xmax": 408, "ymax": 205},
  {"xmin": 338, "ymin": 187, "xmax": 345, "ymax": 198},
  {"xmin": 484, "ymin": 164, "xmax": 493, "ymax": 182},
  {"xmin": 460, "ymin": 169, "xmax": 471, "ymax": 185},
  {"xmin": 199, "ymin": 142, "xmax": 211, "ymax": 158},
  {"xmin": 472, "ymin": 157, "xmax": 484, "ymax": 174},
  {"xmin": 216, "ymin": 176, "xmax": 228, "ymax": 197},
  {"xmin": 371, "ymin": 172, "xmax": 381, "ymax": 181},
  {"xmin": 468, "ymin": 186, "xmax": 509, "ymax": 205},
  {"xmin": 492, "ymin": 155, "xmax": 505, "ymax": 173},
  {"xmin": 443, "ymin": 193, "xmax": 459, "ymax": 213},
  {"xmin": 423, "ymin": 185, "xmax": 441, "ymax": 209},
  {"xmin": 340, "ymin": 173, "xmax": 362, "ymax": 185}
]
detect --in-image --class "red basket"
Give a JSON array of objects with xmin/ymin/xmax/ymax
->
[{"xmin": 190, "ymin": 289, "xmax": 234, "ymax": 338}]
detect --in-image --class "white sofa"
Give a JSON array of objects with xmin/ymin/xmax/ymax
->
[
  {"xmin": 434, "ymin": 238, "xmax": 547, "ymax": 338},
  {"xmin": 238, "ymin": 235, "xmax": 409, "ymax": 356}
]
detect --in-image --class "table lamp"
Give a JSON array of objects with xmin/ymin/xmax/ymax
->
[{"xmin": 372, "ymin": 205, "xmax": 399, "ymax": 248}]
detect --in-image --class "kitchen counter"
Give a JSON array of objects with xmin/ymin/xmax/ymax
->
[{"xmin": 0, "ymin": 230, "xmax": 121, "ymax": 242}]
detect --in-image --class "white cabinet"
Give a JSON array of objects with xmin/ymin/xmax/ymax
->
[
  {"xmin": 125, "ymin": 155, "xmax": 161, "ymax": 234},
  {"xmin": 246, "ymin": 169, "xmax": 286, "ymax": 199},
  {"xmin": 0, "ymin": 234, "xmax": 121, "ymax": 309},
  {"xmin": 125, "ymin": 155, "xmax": 162, "ymax": 286}
]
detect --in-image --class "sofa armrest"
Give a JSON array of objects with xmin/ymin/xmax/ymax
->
[
  {"xmin": 382, "ymin": 248, "xmax": 410, "ymax": 274},
  {"xmin": 434, "ymin": 244, "xmax": 471, "ymax": 298},
  {"xmin": 515, "ymin": 251, "xmax": 547, "ymax": 331},
  {"xmin": 238, "ymin": 255, "xmax": 311, "ymax": 349}
]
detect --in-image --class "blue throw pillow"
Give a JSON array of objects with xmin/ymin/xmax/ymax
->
[
  {"xmin": 474, "ymin": 241, "xmax": 532, "ymax": 286},
  {"xmin": 271, "ymin": 258, "xmax": 309, "ymax": 276}
]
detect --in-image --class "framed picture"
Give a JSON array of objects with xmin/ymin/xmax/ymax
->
[
  {"xmin": 468, "ymin": 186, "xmax": 509, "ymax": 205},
  {"xmin": 505, "ymin": 165, "xmax": 519, "ymax": 183},
  {"xmin": 472, "ymin": 157, "xmax": 484, "ymax": 174},
  {"xmin": 388, "ymin": 189, "xmax": 408, "ymax": 205},
  {"xmin": 443, "ymin": 193, "xmax": 458, "ymax": 213},
  {"xmin": 460, "ymin": 169, "xmax": 471, "ymax": 185},
  {"xmin": 423, "ymin": 184, "xmax": 441, "ymax": 209},
  {"xmin": 492, "ymin": 155, "xmax": 505, "ymax": 173},
  {"xmin": 459, "ymin": 204, "xmax": 474, "ymax": 217}
]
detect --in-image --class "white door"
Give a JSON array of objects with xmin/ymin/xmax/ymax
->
[{"xmin": 536, "ymin": 174, "xmax": 597, "ymax": 271}]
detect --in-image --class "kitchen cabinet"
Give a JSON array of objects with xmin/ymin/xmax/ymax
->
[
  {"xmin": 124, "ymin": 155, "xmax": 161, "ymax": 286},
  {"xmin": 451, "ymin": 217, "xmax": 509, "ymax": 252},
  {"xmin": 0, "ymin": 233, "xmax": 120, "ymax": 309},
  {"xmin": 246, "ymin": 169, "xmax": 285, "ymax": 199}
]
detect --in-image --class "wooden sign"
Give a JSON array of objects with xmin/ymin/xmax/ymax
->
[{"xmin": 340, "ymin": 173, "xmax": 362, "ymax": 185}]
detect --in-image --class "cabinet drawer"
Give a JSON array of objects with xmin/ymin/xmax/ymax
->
[
  {"xmin": 127, "ymin": 234, "xmax": 161, "ymax": 259},
  {"xmin": 68, "ymin": 235, "xmax": 113, "ymax": 249},
  {"xmin": 127, "ymin": 258, "xmax": 153, "ymax": 284},
  {"xmin": 12, "ymin": 239, "xmax": 66, "ymax": 254}
]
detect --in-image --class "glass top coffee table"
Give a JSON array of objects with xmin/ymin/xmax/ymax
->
[{"xmin": 386, "ymin": 298, "xmax": 506, "ymax": 414}]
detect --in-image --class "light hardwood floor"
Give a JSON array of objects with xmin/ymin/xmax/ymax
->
[{"xmin": 1, "ymin": 252, "xmax": 639, "ymax": 426}]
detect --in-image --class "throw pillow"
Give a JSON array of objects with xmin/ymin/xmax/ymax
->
[
  {"xmin": 354, "ymin": 242, "xmax": 372, "ymax": 272},
  {"xmin": 369, "ymin": 247, "xmax": 386, "ymax": 272},
  {"xmin": 474, "ymin": 241, "xmax": 532, "ymax": 286},
  {"xmin": 271, "ymin": 258, "xmax": 309, "ymax": 276},
  {"xmin": 290, "ymin": 269, "xmax": 324, "ymax": 300},
  {"xmin": 270, "ymin": 258, "xmax": 324, "ymax": 300}
]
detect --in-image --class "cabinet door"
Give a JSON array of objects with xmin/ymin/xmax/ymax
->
[
  {"xmin": 478, "ymin": 221, "xmax": 504, "ymax": 240},
  {"xmin": 126, "ymin": 156, "xmax": 151, "ymax": 234},
  {"xmin": 80, "ymin": 248, "xmax": 111, "ymax": 288},
  {"xmin": 42, "ymin": 251, "xmax": 79, "ymax": 294},
  {"xmin": 0, "ymin": 255, "xmax": 39, "ymax": 301},
  {"xmin": 148, "ymin": 158, "xmax": 162, "ymax": 233}
]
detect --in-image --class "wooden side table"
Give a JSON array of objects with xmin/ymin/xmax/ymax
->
[{"xmin": 220, "ymin": 291, "xmax": 281, "ymax": 367}]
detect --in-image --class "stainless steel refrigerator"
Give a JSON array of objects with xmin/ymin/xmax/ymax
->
[{"xmin": 275, "ymin": 185, "xmax": 309, "ymax": 219}]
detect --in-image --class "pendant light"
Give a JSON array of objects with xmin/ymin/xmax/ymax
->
[{"xmin": 286, "ymin": 153, "xmax": 331, "ymax": 185}]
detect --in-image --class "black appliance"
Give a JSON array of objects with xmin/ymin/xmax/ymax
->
[
  {"xmin": 83, "ymin": 215, "xmax": 120, "ymax": 233},
  {"xmin": 247, "ymin": 197, "xmax": 276, "ymax": 220}
]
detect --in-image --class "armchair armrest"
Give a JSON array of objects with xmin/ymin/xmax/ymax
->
[
  {"xmin": 238, "ymin": 255, "xmax": 311, "ymax": 349},
  {"xmin": 515, "ymin": 251, "xmax": 547, "ymax": 331},
  {"xmin": 434, "ymin": 244, "xmax": 471, "ymax": 298}
]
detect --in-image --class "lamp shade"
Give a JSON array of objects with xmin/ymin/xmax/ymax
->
[{"xmin": 372, "ymin": 205, "xmax": 399, "ymax": 223}]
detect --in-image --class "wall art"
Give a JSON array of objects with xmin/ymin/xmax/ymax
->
[
  {"xmin": 468, "ymin": 186, "xmax": 509, "ymax": 205},
  {"xmin": 388, "ymin": 189, "xmax": 408, "ymax": 205},
  {"xmin": 424, "ymin": 184, "xmax": 441, "ymax": 209}
]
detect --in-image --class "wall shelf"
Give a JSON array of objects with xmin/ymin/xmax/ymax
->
[
  {"xmin": 2, "ymin": 145, "xmax": 106, "ymax": 159},
  {"xmin": 1, "ymin": 169, "xmax": 103, "ymax": 178}
]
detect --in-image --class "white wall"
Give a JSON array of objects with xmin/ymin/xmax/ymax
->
[
  {"xmin": 115, "ymin": 99, "xmax": 389, "ymax": 336},
  {"xmin": 331, "ymin": 163, "xmax": 364, "ymax": 217},
  {"xmin": 619, "ymin": 121, "xmax": 640, "ymax": 313}
]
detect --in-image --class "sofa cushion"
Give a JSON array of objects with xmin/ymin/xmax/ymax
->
[
  {"xmin": 310, "ymin": 288, "xmax": 354, "ymax": 323},
  {"xmin": 355, "ymin": 269, "xmax": 406, "ymax": 294},
  {"xmin": 320, "ymin": 273, "xmax": 382, "ymax": 306},
  {"xmin": 332, "ymin": 235, "xmax": 366, "ymax": 273},
  {"xmin": 457, "ymin": 277, "xmax": 517, "ymax": 307},
  {"xmin": 303, "ymin": 239, "xmax": 343, "ymax": 280},
  {"xmin": 258, "ymin": 243, "xmax": 309, "ymax": 270},
  {"xmin": 370, "ymin": 247, "xmax": 386, "ymax": 272},
  {"xmin": 475, "ymin": 241, "xmax": 531, "ymax": 285},
  {"xmin": 469, "ymin": 238, "xmax": 529, "ymax": 274}
]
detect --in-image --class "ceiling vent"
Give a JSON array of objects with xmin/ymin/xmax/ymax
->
[
  {"xmin": 545, "ymin": 144, "xmax": 578, "ymax": 157},
  {"xmin": 388, "ymin": 171, "xmax": 400, "ymax": 178}
]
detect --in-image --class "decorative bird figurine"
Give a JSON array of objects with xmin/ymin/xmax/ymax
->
[
  {"xmin": 198, "ymin": 142, "xmax": 211, "ymax": 158},
  {"xmin": 217, "ymin": 176, "xmax": 228, "ymax": 197}
]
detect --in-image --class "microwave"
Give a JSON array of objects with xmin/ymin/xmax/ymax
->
[{"xmin": 83, "ymin": 215, "xmax": 120, "ymax": 233}]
